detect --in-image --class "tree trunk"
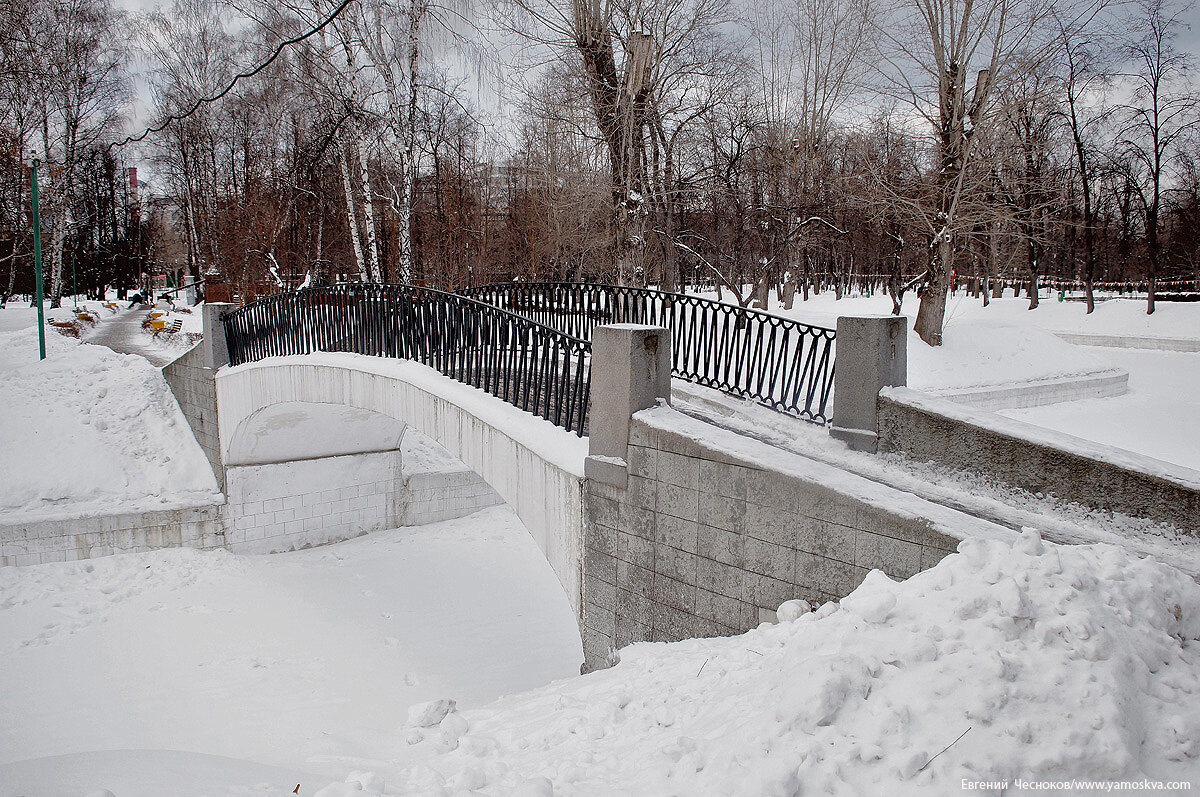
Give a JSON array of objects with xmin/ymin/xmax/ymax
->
[
  {"xmin": 48, "ymin": 209, "xmax": 65, "ymax": 308},
  {"xmin": 357, "ymin": 140, "xmax": 380, "ymax": 282},
  {"xmin": 1027, "ymin": 239, "xmax": 1040, "ymax": 310},
  {"xmin": 339, "ymin": 144, "xmax": 368, "ymax": 282}
]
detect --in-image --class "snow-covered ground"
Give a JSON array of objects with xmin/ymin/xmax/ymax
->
[
  {"xmin": 0, "ymin": 306, "xmax": 220, "ymax": 522},
  {"xmin": 1001, "ymin": 348, "xmax": 1200, "ymax": 471},
  {"xmin": 3, "ymin": 525, "xmax": 1196, "ymax": 795},
  {"xmin": 0, "ymin": 506, "xmax": 582, "ymax": 797},
  {"xmin": 691, "ymin": 289, "xmax": 1200, "ymax": 469},
  {"xmin": 727, "ymin": 288, "xmax": 1200, "ymax": 343},
  {"xmin": 3, "ymin": 291, "xmax": 1199, "ymax": 795},
  {"xmin": 382, "ymin": 531, "xmax": 1199, "ymax": 796}
]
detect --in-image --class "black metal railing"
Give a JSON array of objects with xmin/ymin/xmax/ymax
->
[
  {"xmin": 221, "ymin": 284, "xmax": 592, "ymax": 435},
  {"xmin": 463, "ymin": 282, "xmax": 836, "ymax": 424}
]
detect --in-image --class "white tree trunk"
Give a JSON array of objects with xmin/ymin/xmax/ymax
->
[
  {"xmin": 48, "ymin": 208, "xmax": 65, "ymax": 306},
  {"xmin": 357, "ymin": 140, "xmax": 380, "ymax": 282},
  {"xmin": 339, "ymin": 142, "xmax": 368, "ymax": 282}
]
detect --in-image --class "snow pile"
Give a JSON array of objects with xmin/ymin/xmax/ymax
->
[
  {"xmin": 387, "ymin": 531, "xmax": 1200, "ymax": 794},
  {"xmin": 907, "ymin": 321, "xmax": 1111, "ymax": 391},
  {"xmin": 0, "ymin": 323, "xmax": 221, "ymax": 521}
]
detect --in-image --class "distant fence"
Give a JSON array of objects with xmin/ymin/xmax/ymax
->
[
  {"xmin": 220, "ymin": 284, "xmax": 592, "ymax": 435},
  {"xmin": 464, "ymin": 282, "xmax": 837, "ymax": 424}
]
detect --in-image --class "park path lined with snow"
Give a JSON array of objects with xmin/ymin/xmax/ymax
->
[{"xmin": 83, "ymin": 306, "xmax": 180, "ymax": 367}]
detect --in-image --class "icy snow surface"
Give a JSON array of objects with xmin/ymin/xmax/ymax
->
[
  {"xmin": 402, "ymin": 429, "xmax": 467, "ymax": 475},
  {"xmin": 0, "ymin": 308, "xmax": 220, "ymax": 521}
]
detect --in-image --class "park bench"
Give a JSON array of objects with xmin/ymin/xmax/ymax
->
[
  {"xmin": 152, "ymin": 319, "xmax": 183, "ymax": 338},
  {"xmin": 49, "ymin": 319, "xmax": 79, "ymax": 337},
  {"xmin": 102, "ymin": 301, "xmax": 120, "ymax": 313}
]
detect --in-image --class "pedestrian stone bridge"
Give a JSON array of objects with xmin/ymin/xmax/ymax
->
[
  {"xmin": 162, "ymin": 283, "xmax": 994, "ymax": 672},
  {"xmin": 9, "ymin": 283, "xmax": 1192, "ymax": 666}
]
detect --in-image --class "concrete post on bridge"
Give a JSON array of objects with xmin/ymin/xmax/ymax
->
[
  {"xmin": 829, "ymin": 315, "xmax": 908, "ymax": 453},
  {"xmin": 202, "ymin": 302, "xmax": 233, "ymax": 369},
  {"xmin": 584, "ymin": 324, "xmax": 673, "ymax": 488}
]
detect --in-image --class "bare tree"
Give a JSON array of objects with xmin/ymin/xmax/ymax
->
[
  {"xmin": 874, "ymin": 0, "xmax": 1066, "ymax": 344},
  {"xmin": 22, "ymin": 0, "xmax": 129, "ymax": 306},
  {"xmin": 500, "ymin": 0, "xmax": 734, "ymax": 286},
  {"xmin": 1050, "ymin": 14, "xmax": 1115, "ymax": 313},
  {"xmin": 1113, "ymin": 0, "xmax": 1197, "ymax": 314}
]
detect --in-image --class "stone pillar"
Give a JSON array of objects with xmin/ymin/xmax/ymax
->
[
  {"xmin": 202, "ymin": 302, "xmax": 233, "ymax": 369},
  {"xmin": 829, "ymin": 315, "xmax": 907, "ymax": 453},
  {"xmin": 584, "ymin": 324, "xmax": 672, "ymax": 487}
]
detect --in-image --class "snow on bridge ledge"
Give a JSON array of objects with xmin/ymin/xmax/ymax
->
[{"xmin": 215, "ymin": 352, "xmax": 589, "ymax": 614}]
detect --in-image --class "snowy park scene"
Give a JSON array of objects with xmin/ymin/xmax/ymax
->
[{"xmin": 3, "ymin": 0, "xmax": 1200, "ymax": 792}]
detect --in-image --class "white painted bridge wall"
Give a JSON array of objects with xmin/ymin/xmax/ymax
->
[{"xmin": 215, "ymin": 358, "xmax": 587, "ymax": 615}]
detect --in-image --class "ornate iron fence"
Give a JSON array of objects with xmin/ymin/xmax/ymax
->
[
  {"xmin": 463, "ymin": 282, "xmax": 836, "ymax": 424},
  {"xmin": 221, "ymin": 284, "xmax": 592, "ymax": 435}
]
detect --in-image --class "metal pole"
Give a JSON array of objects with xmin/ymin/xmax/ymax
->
[{"xmin": 30, "ymin": 157, "xmax": 45, "ymax": 361}]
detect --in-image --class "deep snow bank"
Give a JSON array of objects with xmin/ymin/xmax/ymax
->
[
  {"xmin": 0, "ymin": 322, "xmax": 221, "ymax": 520},
  {"xmin": 372, "ymin": 531, "xmax": 1199, "ymax": 795}
]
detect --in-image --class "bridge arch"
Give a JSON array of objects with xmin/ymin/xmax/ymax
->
[{"xmin": 215, "ymin": 354, "xmax": 587, "ymax": 616}]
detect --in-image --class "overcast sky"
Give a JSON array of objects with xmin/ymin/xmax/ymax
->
[{"xmin": 113, "ymin": 0, "xmax": 1200, "ymax": 181}]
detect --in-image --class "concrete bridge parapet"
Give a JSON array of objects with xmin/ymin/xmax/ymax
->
[{"xmin": 577, "ymin": 321, "xmax": 976, "ymax": 672}]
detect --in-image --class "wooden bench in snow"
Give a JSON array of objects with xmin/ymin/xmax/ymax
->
[
  {"xmin": 50, "ymin": 319, "xmax": 80, "ymax": 337},
  {"xmin": 152, "ymin": 319, "xmax": 183, "ymax": 338}
]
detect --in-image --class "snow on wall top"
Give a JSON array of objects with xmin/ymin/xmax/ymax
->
[
  {"xmin": 221, "ymin": 353, "xmax": 589, "ymax": 478},
  {"xmin": 632, "ymin": 402, "xmax": 1014, "ymax": 545}
]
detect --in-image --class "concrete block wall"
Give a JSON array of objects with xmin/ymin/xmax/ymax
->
[
  {"xmin": 162, "ymin": 342, "xmax": 224, "ymax": 490},
  {"xmin": 402, "ymin": 469, "xmax": 502, "ymax": 526},
  {"xmin": 0, "ymin": 505, "xmax": 224, "ymax": 566},
  {"xmin": 223, "ymin": 450, "xmax": 402, "ymax": 553},
  {"xmin": 878, "ymin": 387, "xmax": 1200, "ymax": 533},
  {"xmin": 580, "ymin": 412, "xmax": 958, "ymax": 671}
]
